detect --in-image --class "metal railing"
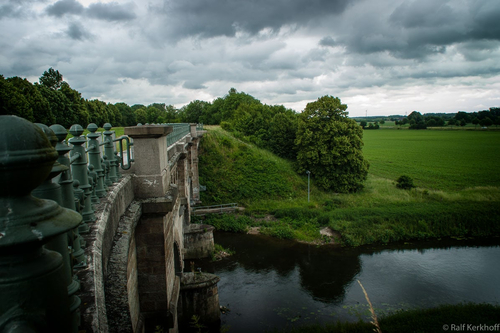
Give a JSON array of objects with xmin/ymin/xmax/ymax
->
[
  {"xmin": 166, "ymin": 123, "xmax": 190, "ymax": 147},
  {"xmin": 0, "ymin": 116, "xmax": 135, "ymax": 333},
  {"xmin": 191, "ymin": 203, "xmax": 238, "ymax": 215}
]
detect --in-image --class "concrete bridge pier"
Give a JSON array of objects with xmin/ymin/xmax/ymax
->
[{"xmin": 123, "ymin": 124, "xmax": 218, "ymax": 333}]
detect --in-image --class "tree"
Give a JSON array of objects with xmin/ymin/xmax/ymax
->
[
  {"xmin": 360, "ymin": 120, "xmax": 367, "ymax": 129},
  {"xmin": 295, "ymin": 96, "xmax": 369, "ymax": 192},
  {"xmin": 180, "ymin": 100, "xmax": 210, "ymax": 123},
  {"xmin": 36, "ymin": 84, "xmax": 74, "ymax": 127},
  {"xmin": 115, "ymin": 102, "xmax": 136, "ymax": 126},
  {"xmin": 480, "ymin": 117, "xmax": 493, "ymax": 127},
  {"xmin": 472, "ymin": 117, "xmax": 479, "ymax": 129},
  {"xmin": 408, "ymin": 111, "xmax": 426, "ymax": 129},
  {"xmin": 268, "ymin": 111, "xmax": 298, "ymax": 160},
  {"xmin": 60, "ymin": 81, "xmax": 89, "ymax": 127},
  {"xmin": 7, "ymin": 76, "xmax": 54, "ymax": 124},
  {"xmin": 39, "ymin": 67, "xmax": 64, "ymax": 90},
  {"xmin": 0, "ymin": 75, "xmax": 34, "ymax": 121}
]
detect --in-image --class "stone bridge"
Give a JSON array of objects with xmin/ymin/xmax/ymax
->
[{"xmin": 0, "ymin": 116, "xmax": 219, "ymax": 333}]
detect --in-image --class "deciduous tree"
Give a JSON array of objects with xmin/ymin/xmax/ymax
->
[
  {"xmin": 39, "ymin": 67, "xmax": 64, "ymax": 90},
  {"xmin": 295, "ymin": 96, "xmax": 369, "ymax": 192}
]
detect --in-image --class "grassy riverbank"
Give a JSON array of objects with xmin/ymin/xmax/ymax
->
[
  {"xmin": 268, "ymin": 303, "xmax": 500, "ymax": 333},
  {"xmin": 198, "ymin": 126, "xmax": 500, "ymax": 246}
]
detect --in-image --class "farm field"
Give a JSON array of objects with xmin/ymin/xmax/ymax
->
[{"xmin": 362, "ymin": 129, "xmax": 500, "ymax": 191}]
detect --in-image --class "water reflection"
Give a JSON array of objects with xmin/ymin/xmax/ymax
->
[{"xmin": 189, "ymin": 233, "xmax": 500, "ymax": 333}]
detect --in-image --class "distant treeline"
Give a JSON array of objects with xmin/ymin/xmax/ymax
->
[
  {"xmin": 0, "ymin": 68, "xmax": 191, "ymax": 128},
  {"xmin": 2, "ymin": 68, "xmax": 499, "ymax": 134},
  {"xmin": 354, "ymin": 109, "xmax": 500, "ymax": 129}
]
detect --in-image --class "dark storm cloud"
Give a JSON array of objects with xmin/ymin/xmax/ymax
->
[
  {"xmin": 46, "ymin": 0, "xmax": 84, "ymax": 17},
  {"xmin": 67, "ymin": 22, "xmax": 92, "ymax": 40},
  {"xmin": 319, "ymin": 36, "xmax": 336, "ymax": 47},
  {"xmin": 161, "ymin": 0, "xmax": 354, "ymax": 38},
  {"xmin": 182, "ymin": 80, "xmax": 207, "ymax": 90},
  {"xmin": 87, "ymin": 2, "xmax": 137, "ymax": 21},
  {"xmin": 331, "ymin": 0, "xmax": 500, "ymax": 61},
  {"xmin": 1, "ymin": 0, "xmax": 47, "ymax": 18},
  {"xmin": 45, "ymin": 0, "xmax": 136, "ymax": 21}
]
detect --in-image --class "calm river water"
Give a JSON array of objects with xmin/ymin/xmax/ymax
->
[{"xmin": 190, "ymin": 232, "xmax": 500, "ymax": 333}]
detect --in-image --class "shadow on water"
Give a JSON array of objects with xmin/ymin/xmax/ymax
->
[{"xmin": 186, "ymin": 233, "xmax": 500, "ymax": 333}]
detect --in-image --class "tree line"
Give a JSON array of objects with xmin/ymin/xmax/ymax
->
[
  {"xmin": 2, "ymin": 68, "xmax": 498, "ymax": 193},
  {"xmin": 1, "ymin": 68, "xmax": 199, "ymax": 128},
  {"xmin": 388, "ymin": 110, "xmax": 500, "ymax": 129}
]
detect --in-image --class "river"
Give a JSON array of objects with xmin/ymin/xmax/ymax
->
[{"xmin": 188, "ymin": 232, "xmax": 500, "ymax": 332}]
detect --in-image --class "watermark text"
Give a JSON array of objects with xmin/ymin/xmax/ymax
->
[{"xmin": 443, "ymin": 324, "xmax": 500, "ymax": 331}]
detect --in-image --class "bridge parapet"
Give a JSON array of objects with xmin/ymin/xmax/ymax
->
[{"xmin": 0, "ymin": 115, "xmax": 133, "ymax": 333}]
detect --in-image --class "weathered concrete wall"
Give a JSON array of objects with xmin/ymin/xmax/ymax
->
[
  {"xmin": 189, "ymin": 136, "xmax": 201, "ymax": 204},
  {"xmin": 127, "ymin": 216, "xmax": 143, "ymax": 333},
  {"xmin": 104, "ymin": 200, "xmax": 142, "ymax": 333},
  {"xmin": 77, "ymin": 175, "xmax": 135, "ymax": 333},
  {"xmin": 184, "ymin": 224, "xmax": 215, "ymax": 259},
  {"xmin": 178, "ymin": 272, "xmax": 221, "ymax": 329},
  {"xmin": 136, "ymin": 215, "xmax": 168, "ymax": 318},
  {"xmin": 125, "ymin": 126, "xmax": 172, "ymax": 199}
]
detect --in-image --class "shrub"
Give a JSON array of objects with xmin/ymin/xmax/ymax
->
[
  {"xmin": 261, "ymin": 224, "xmax": 295, "ymax": 240},
  {"xmin": 204, "ymin": 214, "xmax": 249, "ymax": 233},
  {"xmin": 396, "ymin": 175, "xmax": 415, "ymax": 190}
]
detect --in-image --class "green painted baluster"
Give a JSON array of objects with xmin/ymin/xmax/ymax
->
[
  {"xmin": 69, "ymin": 124, "xmax": 95, "ymax": 224},
  {"xmin": 0, "ymin": 115, "xmax": 81, "ymax": 332},
  {"xmin": 50, "ymin": 124, "xmax": 87, "ymax": 262},
  {"xmin": 32, "ymin": 124, "xmax": 82, "ymax": 333},
  {"xmin": 88, "ymin": 164, "xmax": 100, "ymax": 204},
  {"xmin": 103, "ymin": 123, "xmax": 118, "ymax": 183},
  {"xmin": 86, "ymin": 123, "xmax": 107, "ymax": 197}
]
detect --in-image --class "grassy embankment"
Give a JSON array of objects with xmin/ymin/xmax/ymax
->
[
  {"xmin": 268, "ymin": 303, "xmax": 500, "ymax": 333},
  {"xmin": 198, "ymin": 126, "xmax": 500, "ymax": 246}
]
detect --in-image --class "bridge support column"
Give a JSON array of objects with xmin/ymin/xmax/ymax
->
[{"xmin": 124, "ymin": 125, "xmax": 173, "ymax": 199}]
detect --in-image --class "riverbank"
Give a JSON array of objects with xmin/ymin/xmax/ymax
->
[
  {"xmin": 198, "ymin": 126, "xmax": 500, "ymax": 247},
  {"xmin": 195, "ymin": 176, "xmax": 500, "ymax": 246},
  {"xmin": 268, "ymin": 303, "xmax": 500, "ymax": 333}
]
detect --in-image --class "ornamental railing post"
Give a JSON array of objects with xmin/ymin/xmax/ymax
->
[
  {"xmin": 32, "ymin": 124, "xmax": 82, "ymax": 333},
  {"xmin": 50, "ymin": 124, "xmax": 87, "ymax": 267},
  {"xmin": 103, "ymin": 123, "xmax": 118, "ymax": 183},
  {"xmin": 0, "ymin": 115, "xmax": 82, "ymax": 332},
  {"xmin": 69, "ymin": 124, "xmax": 96, "ymax": 224},
  {"xmin": 86, "ymin": 123, "xmax": 107, "ymax": 197}
]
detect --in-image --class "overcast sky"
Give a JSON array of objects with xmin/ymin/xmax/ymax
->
[{"xmin": 1, "ymin": 0, "xmax": 499, "ymax": 116}]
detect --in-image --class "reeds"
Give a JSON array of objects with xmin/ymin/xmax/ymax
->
[{"xmin": 357, "ymin": 280, "xmax": 382, "ymax": 333}]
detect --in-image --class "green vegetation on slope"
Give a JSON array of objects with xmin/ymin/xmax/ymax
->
[
  {"xmin": 199, "ymin": 126, "xmax": 307, "ymax": 204},
  {"xmin": 198, "ymin": 127, "xmax": 500, "ymax": 246}
]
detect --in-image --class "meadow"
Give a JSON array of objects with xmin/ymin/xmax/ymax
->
[
  {"xmin": 362, "ymin": 129, "xmax": 500, "ymax": 191},
  {"xmin": 198, "ymin": 126, "xmax": 500, "ymax": 246}
]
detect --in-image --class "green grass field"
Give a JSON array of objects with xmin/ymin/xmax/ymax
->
[{"xmin": 362, "ymin": 130, "xmax": 500, "ymax": 191}]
